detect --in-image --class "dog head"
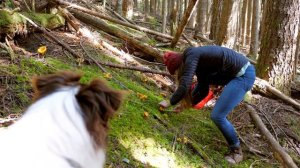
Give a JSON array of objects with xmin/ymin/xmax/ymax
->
[{"xmin": 32, "ymin": 71, "xmax": 123, "ymax": 148}]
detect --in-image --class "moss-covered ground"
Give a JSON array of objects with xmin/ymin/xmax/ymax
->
[{"xmin": 0, "ymin": 49, "xmax": 279, "ymax": 167}]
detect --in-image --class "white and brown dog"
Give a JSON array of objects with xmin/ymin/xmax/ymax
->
[{"xmin": 0, "ymin": 71, "xmax": 123, "ymax": 168}]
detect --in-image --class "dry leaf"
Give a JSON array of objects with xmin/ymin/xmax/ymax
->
[
  {"xmin": 137, "ymin": 93, "xmax": 147, "ymax": 101},
  {"xmin": 143, "ymin": 112, "xmax": 149, "ymax": 119},
  {"xmin": 104, "ymin": 73, "xmax": 112, "ymax": 79}
]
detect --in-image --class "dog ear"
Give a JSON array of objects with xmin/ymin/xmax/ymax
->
[
  {"xmin": 75, "ymin": 79, "xmax": 123, "ymax": 147},
  {"xmin": 32, "ymin": 71, "xmax": 81, "ymax": 100}
]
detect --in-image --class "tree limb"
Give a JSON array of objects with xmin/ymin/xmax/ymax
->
[
  {"xmin": 254, "ymin": 77, "xmax": 300, "ymax": 110},
  {"xmin": 246, "ymin": 104, "xmax": 298, "ymax": 168}
]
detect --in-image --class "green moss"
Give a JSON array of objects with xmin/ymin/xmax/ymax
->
[
  {"xmin": 0, "ymin": 9, "xmax": 26, "ymax": 26},
  {"xmin": 2, "ymin": 50, "xmax": 280, "ymax": 167},
  {"xmin": 23, "ymin": 12, "xmax": 65, "ymax": 29}
]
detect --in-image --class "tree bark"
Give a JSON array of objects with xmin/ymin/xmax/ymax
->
[
  {"xmin": 209, "ymin": 0, "xmax": 222, "ymax": 40},
  {"xmin": 194, "ymin": 0, "xmax": 207, "ymax": 38},
  {"xmin": 248, "ymin": 0, "xmax": 260, "ymax": 60},
  {"xmin": 245, "ymin": 0, "xmax": 252, "ymax": 46},
  {"xmin": 170, "ymin": 0, "xmax": 199, "ymax": 48},
  {"xmin": 115, "ymin": 0, "xmax": 123, "ymax": 14},
  {"xmin": 150, "ymin": 0, "xmax": 156, "ymax": 15},
  {"xmin": 215, "ymin": 0, "xmax": 235, "ymax": 47},
  {"xmin": 188, "ymin": 6, "xmax": 197, "ymax": 28},
  {"xmin": 257, "ymin": 0, "xmax": 300, "ymax": 95},
  {"xmin": 246, "ymin": 104, "xmax": 298, "ymax": 168},
  {"xmin": 239, "ymin": 0, "xmax": 247, "ymax": 47},
  {"xmin": 71, "ymin": 10, "xmax": 164, "ymax": 62},
  {"xmin": 145, "ymin": 0, "xmax": 150, "ymax": 14},
  {"xmin": 253, "ymin": 77, "xmax": 300, "ymax": 110},
  {"xmin": 122, "ymin": 0, "xmax": 134, "ymax": 19},
  {"xmin": 162, "ymin": 0, "xmax": 168, "ymax": 33},
  {"xmin": 169, "ymin": 0, "xmax": 178, "ymax": 36}
]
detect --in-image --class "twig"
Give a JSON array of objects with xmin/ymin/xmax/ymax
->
[
  {"xmin": 22, "ymin": 0, "xmax": 32, "ymax": 12},
  {"xmin": 246, "ymin": 103, "xmax": 298, "ymax": 168},
  {"xmin": 182, "ymin": 33, "xmax": 196, "ymax": 47},
  {"xmin": 153, "ymin": 114, "xmax": 214, "ymax": 166},
  {"xmin": 80, "ymin": 38, "xmax": 128, "ymax": 89},
  {"xmin": 285, "ymin": 108, "xmax": 300, "ymax": 117},
  {"xmin": 259, "ymin": 109, "xmax": 279, "ymax": 141},
  {"xmin": 96, "ymin": 61, "xmax": 171, "ymax": 77},
  {"xmin": 250, "ymin": 159, "xmax": 269, "ymax": 168}
]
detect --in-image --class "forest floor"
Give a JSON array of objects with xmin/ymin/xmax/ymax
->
[{"xmin": 1, "ymin": 6, "xmax": 300, "ymax": 168}]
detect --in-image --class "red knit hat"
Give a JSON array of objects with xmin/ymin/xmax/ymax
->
[{"xmin": 163, "ymin": 51, "xmax": 183, "ymax": 75}]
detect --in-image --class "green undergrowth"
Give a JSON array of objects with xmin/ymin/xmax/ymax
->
[{"xmin": 2, "ymin": 52, "xmax": 275, "ymax": 167}]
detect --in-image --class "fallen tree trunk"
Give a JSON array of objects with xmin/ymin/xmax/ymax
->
[
  {"xmin": 53, "ymin": 0, "xmax": 185, "ymax": 43},
  {"xmin": 253, "ymin": 77, "xmax": 300, "ymax": 110},
  {"xmin": 70, "ymin": 9, "xmax": 163, "ymax": 62},
  {"xmin": 246, "ymin": 104, "xmax": 298, "ymax": 168}
]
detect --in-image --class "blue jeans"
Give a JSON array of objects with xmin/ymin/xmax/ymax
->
[{"xmin": 211, "ymin": 65, "xmax": 256, "ymax": 148}]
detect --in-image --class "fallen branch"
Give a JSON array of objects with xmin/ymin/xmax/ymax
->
[
  {"xmin": 105, "ymin": 6, "xmax": 135, "ymax": 25},
  {"xmin": 53, "ymin": 0, "xmax": 186, "ymax": 43},
  {"xmin": 182, "ymin": 33, "xmax": 196, "ymax": 47},
  {"xmin": 246, "ymin": 104, "xmax": 298, "ymax": 168},
  {"xmin": 70, "ymin": 10, "xmax": 163, "ymax": 62},
  {"xmin": 80, "ymin": 38, "xmax": 128, "ymax": 89},
  {"xmin": 97, "ymin": 61, "xmax": 171, "ymax": 77},
  {"xmin": 19, "ymin": 14, "xmax": 83, "ymax": 60},
  {"xmin": 253, "ymin": 77, "xmax": 300, "ymax": 110}
]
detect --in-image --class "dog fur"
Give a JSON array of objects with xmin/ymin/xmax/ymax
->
[{"xmin": 0, "ymin": 71, "xmax": 123, "ymax": 168}]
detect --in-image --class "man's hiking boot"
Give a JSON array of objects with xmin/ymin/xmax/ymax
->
[{"xmin": 224, "ymin": 146, "xmax": 243, "ymax": 164}]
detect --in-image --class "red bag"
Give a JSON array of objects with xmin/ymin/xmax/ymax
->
[{"xmin": 190, "ymin": 82, "xmax": 214, "ymax": 109}]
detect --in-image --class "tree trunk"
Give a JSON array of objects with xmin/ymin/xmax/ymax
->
[
  {"xmin": 170, "ymin": 0, "xmax": 199, "ymax": 48},
  {"xmin": 150, "ymin": 0, "xmax": 156, "ymax": 15},
  {"xmin": 205, "ymin": 0, "xmax": 212, "ymax": 33},
  {"xmin": 103, "ymin": 0, "xmax": 106, "ymax": 8},
  {"xmin": 162, "ymin": 0, "xmax": 168, "ymax": 33},
  {"xmin": 145, "ymin": 0, "xmax": 150, "ymax": 14},
  {"xmin": 215, "ymin": 0, "xmax": 235, "ymax": 47},
  {"xmin": 257, "ymin": 0, "xmax": 300, "ymax": 95},
  {"xmin": 295, "ymin": 27, "xmax": 300, "ymax": 78},
  {"xmin": 178, "ymin": 0, "xmax": 184, "ymax": 20},
  {"xmin": 209, "ymin": 0, "xmax": 222, "ymax": 40},
  {"xmin": 188, "ymin": 7, "xmax": 197, "ymax": 28},
  {"xmin": 170, "ymin": 0, "xmax": 178, "ymax": 36},
  {"xmin": 248, "ymin": 0, "xmax": 260, "ymax": 60},
  {"xmin": 71, "ymin": 10, "xmax": 164, "ymax": 62},
  {"xmin": 194, "ymin": 0, "xmax": 207, "ymax": 38},
  {"xmin": 134, "ymin": 0, "xmax": 138, "ymax": 9},
  {"xmin": 245, "ymin": 0, "xmax": 252, "ymax": 46},
  {"xmin": 240, "ymin": 0, "xmax": 247, "ymax": 47},
  {"xmin": 115, "ymin": 0, "xmax": 123, "ymax": 14},
  {"xmin": 122, "ymin": 0, "xmax": 134, "ymax": 19}
]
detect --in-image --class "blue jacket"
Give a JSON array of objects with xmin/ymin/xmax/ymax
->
[{"xmin": 170, "ymin": 46, "xmax": 249, "ymax": 105}]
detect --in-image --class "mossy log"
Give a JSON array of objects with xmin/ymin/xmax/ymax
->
[
  {"xmin": 22, "ymin": 12, "xmax": 65, "ymax": 30},
  {"xmin": 0, "ymin": 9, "xmax": 65, "ymax": 39},
  {"xmin": 71, "ymin": 9, "xmax": 164, "ymax": 62},
  {"xmin": 0, "ymin": 9, "xmax": 27, "ymax": 39}
]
